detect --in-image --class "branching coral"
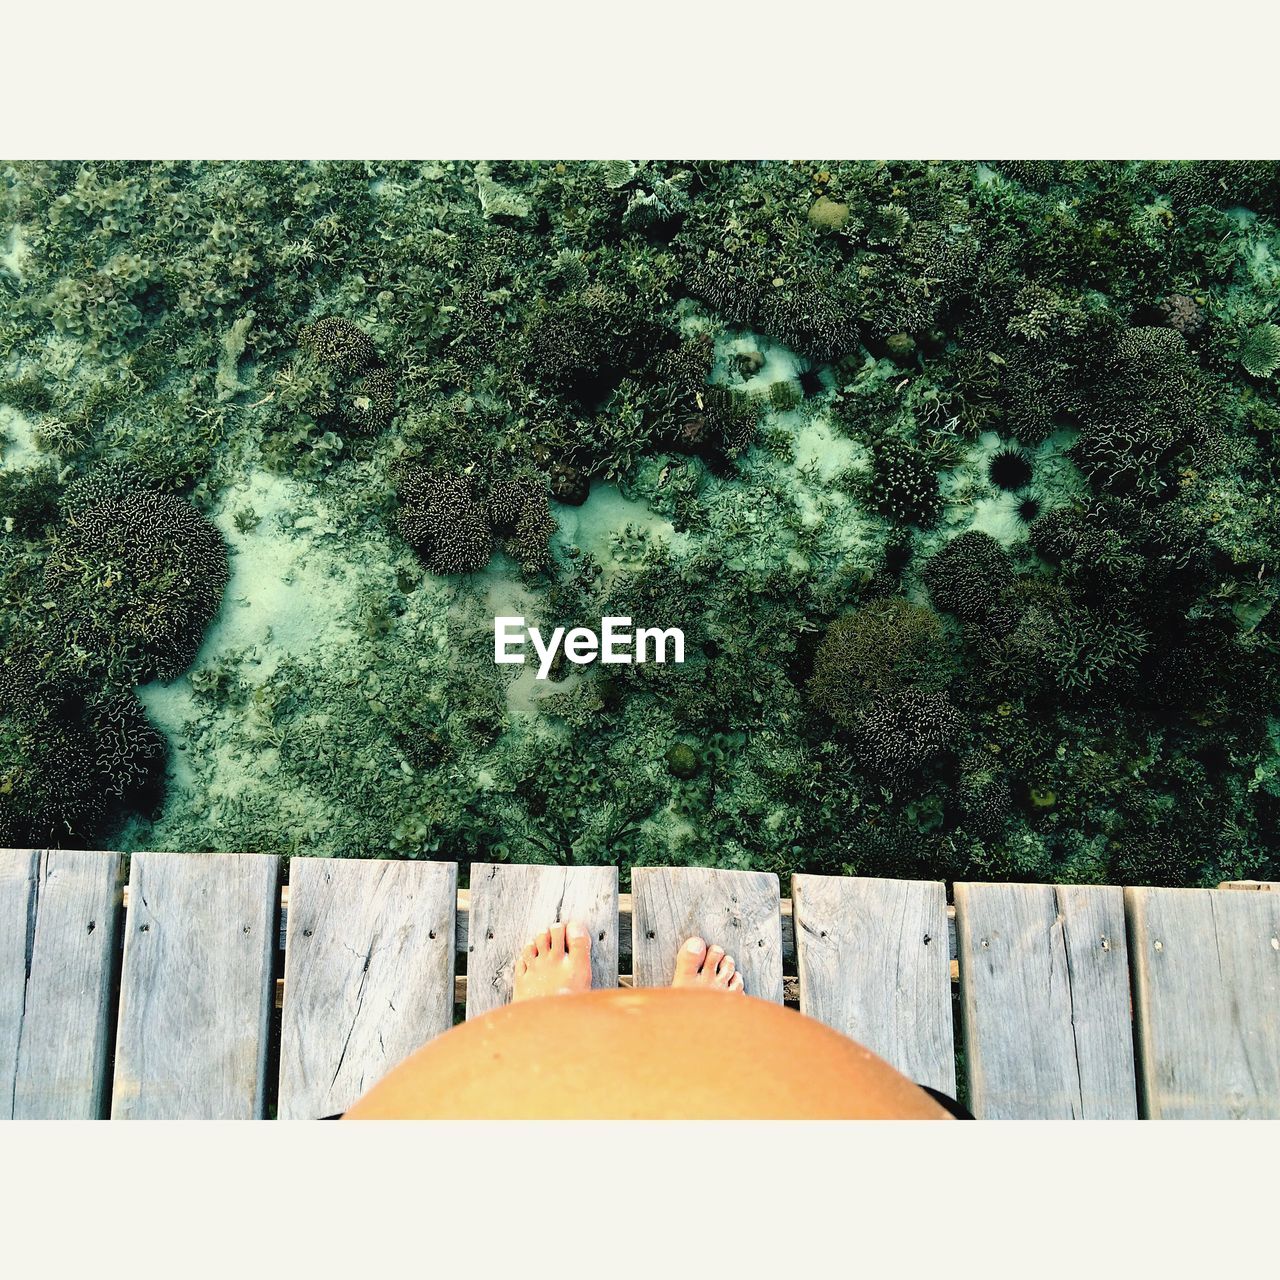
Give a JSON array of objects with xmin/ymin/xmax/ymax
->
[
  {"xmin": 809, "ymin": 597, "xmax": 953, "ymax": 732},
  {"xmin": 757, "ymin": 278, "xmax": 859, "ymax": 363},
  {"xmin": 489, "ymin": 474, "xmax": 557, "ymax": 572},
  {"xmin": 342, "ymin": 365, "xmax": 398, "ymax": 434},
  {"xmin": 1239, "ymin": 323, "xmax": 1280, "ymax": 379},
  {"xmin": 866, "ymin": 438, "xmax": 941, "ymax": 527},
  {"xmin": 957, "ymin": 751, "xmax": 1012, "ymax": 843},
  {"xmin": 1072, "ymin": 326, "xmax": 1217, "ymax": 499},
  {"xmin": 395, "ymin": 467, "xmax": 494, "ymax": 575},
  {"xmin": 43, "ymin": 479, "xmax": 229, "ymax": 683},
  {"xmin": 299, "ymin": 316, "xmax": 377, "ymax": 376},
  {"xmin": 922, "ymin": 531, "xmax": 1013, "ymax": 626},
  {"xmin": 853, "ymin": 689, "xmax": 963, "ymax": 773}
]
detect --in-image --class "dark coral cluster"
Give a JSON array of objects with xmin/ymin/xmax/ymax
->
[
  {"xmin": 0, "ymin": 653, "xmax": 167, "ymax": 846},
  {"xmin": 395, "ymin": 468, "xmax": 495, "ymax": 575},
  {"xmin": 44, "ymin": 476, "xmax": 229, "ymax": 684},
  {"xmin": 866, "ymin": 438, "xmax": 941, "ymax": 528},
  {"xmin": 395, "ymin": 465, "xmax": 557, "ymax": 575},
  {"xmin": 297, "ymin": 315, "xmax": 399, "ymax": 438}
]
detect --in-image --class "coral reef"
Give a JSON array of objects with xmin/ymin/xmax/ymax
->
[
  {"xmin": 3, "ymin": 159, "xmax": 1279, "ymax": 889},
  {"xmin": 809, "ymin": 597, "xmax": 953, "ymax": 732}
]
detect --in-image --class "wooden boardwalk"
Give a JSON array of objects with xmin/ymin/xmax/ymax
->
[{"xmin": 2, "ymin": 849, "xmax": 1277, "ymax": 1119}]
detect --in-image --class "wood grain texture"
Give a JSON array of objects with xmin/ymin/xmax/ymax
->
[
  {"xmin": 792, "ymin": 874, "xmax": 954, "ymax": 1094},
  {"xmin": 1, "ymin": 848, "xmax": 124, "ymax": 1119},
  {"xmin": 112, "ymin": 852, "xmax": 279, "ymax": 1120},
  {"xmin": 278, "ymin": 859, "xmax": 457, "ymax": 1119},
  {"xmin": 465, "ymin": 864, "xmax": 619, "ymax": 1018},
  {"xmin": 455, "ymin": 893, "xmax": 804, "ymax": 971},
  {"xmin": 955, "ymin": 882, "xmax": 1137, "ymax": 1119},
  {"xmin": 631, "ymin": 867, "xmax": 783, "ymax": 1002},
  {"xmin": 1126, "ymin": 886, "xmax": 1280, "ymax": 1119}
]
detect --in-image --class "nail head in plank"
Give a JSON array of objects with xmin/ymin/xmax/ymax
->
[
  {"xmin": 792, "ymin": 874, "xmax": 954, "ymax": 1094},
  {"xmin": 1126, "ymin": 886, "xmax": 1280, "ymax": 1119},
  {"xmin": 1, "ymin": 848, "xmax": 124, "ymax": 1119},
  {"xmin": 955, "ymin": 882, "xmax": 1137, "ymax": 1119},
  {"xmin": 631, "ymin": 867, "xmax": 783, "ymax": 1002},
  {"xmin": 465, "ymin": 864, "xmax": 619, "ymax": 1019},
  {"xmin": 278, "ymin": 859, "xmax": 458, "ymax": 1119},
  {"xmin": 112, "ymin": 852, "xmax": 280, "ymax": 1120}
]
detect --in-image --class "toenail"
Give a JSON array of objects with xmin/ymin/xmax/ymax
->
[{"xmin": 686, "ymin": 937, "xmax": 705, "ymax": 952}]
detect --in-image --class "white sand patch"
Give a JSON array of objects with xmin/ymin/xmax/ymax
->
[
  {"xmin": 139, "ymin": 468, "xmax": 368, "ymax": 744},
  {"xmin": 198, "ymin": 469, "xmax": 363, "ymax": 669},
  {"xmin": 792, "ymin": 415, "xmax": 865, "ymax": 482},
  {"xmin": 0, "ymin": 226, "xmax": 28, "ymax": 282},
  {"xmin": 477, "ymin": 561, "xmax": 585, "ymax": 720},
  {"xmin": 713, "ymin": 330, "xmax": 806, "ymax": 392},
  {"xmin": 0, "ymin": 406, "xmax": 43, "ymax": 471},
  {"xmin": 934, "ymin": 428, "xmax": 1083, "ymax": 550},
  {"xmin": 554, "ymin": 481, "xmax": 687, "ymax": 577}
]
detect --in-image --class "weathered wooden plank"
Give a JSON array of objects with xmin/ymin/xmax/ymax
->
[
  {"xmin": 955, "ymin": 882, "xmax": 1137, "ymax": 1119},
  {"xmin": 270, "ymin": 886, "xmax": 952, "ymax": 973},
  {"xmin": 112, "ymin": 852, "xmax": 279, "ymax": 1120},
  {"xmin": 278, "ymin": 859, "xmax": 457, "ymax": 1119},
  {"xmin": 465, "ymin": 864, "xmax": 619, "ymax": 1018},
  {"xmin": 0, "ymin": 848, "xmax": 124, "ymax": 1119},
  {"xmin": 631, "ymin": 867, "xmax": 783, "ymax": 1002},
  {"xmin": 1126, "ymin": 886, "xmax": 1280, "ymax": 1119},
  {"xmin": 792, "ymin": 874, "xmax": 954, "ymax": 1094}
]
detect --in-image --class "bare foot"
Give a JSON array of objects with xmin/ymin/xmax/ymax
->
[
  {"xmin": 512, "ymin": 920, "xmax": 593, "ymax": 1001},
  {"xmin": 671, "ymin": 936, "xmax": 745, "ymax": 993}
]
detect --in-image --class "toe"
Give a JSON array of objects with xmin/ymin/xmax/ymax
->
[
  {"xmin": 703, "ymin": 945, "xmax": 725, "ymax": 982},
  {"xmin": 728, "ymin": 972, "xmax": 744, "ymax": 993},
  {"xmin": 520, "ymin": 941, "xmax": 537, "ymax": 969},
  {"xmin": 673, "ymin": 936, "xmax": 707, "ymax": 985},
  {"xmin": 535, "ymin": 927, "xmax": 552, "ymax": 957},
  {"xmin": 717, "ymin": 955, "xmax": 736, "ymax": 987},
  {"xmin": 550, "ymin": 922, "xmax": 567, "ymax": 956},
  {"xmin": 566, "ymin": 919, "xmax": 592, "ymax": 959}
]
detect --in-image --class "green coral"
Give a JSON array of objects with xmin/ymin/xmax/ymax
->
[{"xmin": 809, "ymin": 597, "xmax": 953, "ymax": 733}]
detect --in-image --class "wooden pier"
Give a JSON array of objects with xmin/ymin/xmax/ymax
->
[{"xmin": 2, "ymin": 850, "xmax": 1277, "ymax": 1118}]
